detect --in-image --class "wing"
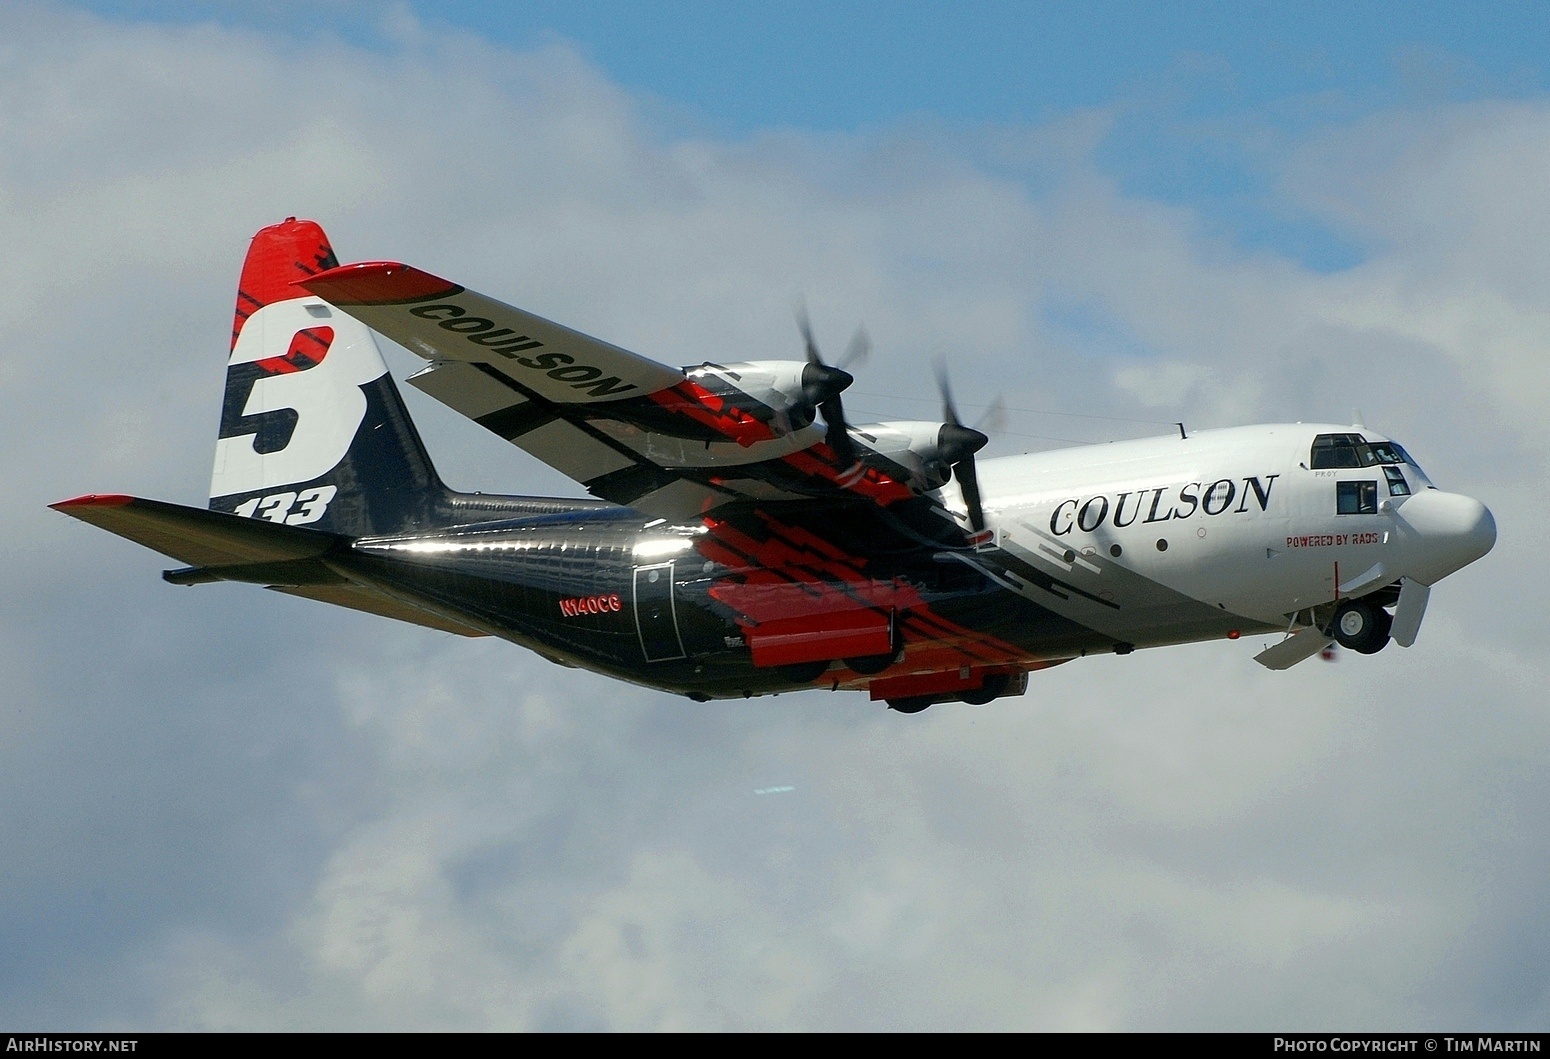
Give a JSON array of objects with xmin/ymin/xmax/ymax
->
[{"xmin": 299, "ymin": 262, "xmax": 922, "ymax": 522}]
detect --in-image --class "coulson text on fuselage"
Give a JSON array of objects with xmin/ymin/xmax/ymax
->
[{"xmin": 1049, "ymin": 475, "xmax": 1279, "ymax": 535}]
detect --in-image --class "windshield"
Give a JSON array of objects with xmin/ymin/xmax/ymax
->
[
  {"xmin": 1311, "ymin": 433, "xmax": 1404, "ymax": 468},
  {"xmin": 1310, "ymin": 432, "xmax": 1433, "ymax": 486}
]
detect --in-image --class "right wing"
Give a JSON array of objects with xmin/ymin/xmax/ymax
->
[{"xmin": 300, "ymin": 262, "xmax": 918, "ymax": 521}]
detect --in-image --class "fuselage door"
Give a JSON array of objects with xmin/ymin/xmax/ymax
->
[{"xmin": 633, "ymin": 562, "xmax": 686, "ymax": 662}]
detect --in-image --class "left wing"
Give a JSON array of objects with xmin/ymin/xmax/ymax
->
[{"xmin": 300, "ymin": 262, "xmax": 919, "ymax": 521}]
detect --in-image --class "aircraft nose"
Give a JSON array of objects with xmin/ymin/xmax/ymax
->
[{"xmin": 1397, "ymin": 489, "xmax": 1496, "ymax": 583}]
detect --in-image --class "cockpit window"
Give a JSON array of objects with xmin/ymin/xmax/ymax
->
[
  {"xmin": 1367, "ymin": 441, "xmax": 1404, "ymax": 464},
  {"xmin": 1311, "ymin": 433, "xmax": 1367, "ymax": 468},
  {"xmin": 1310, "ymin": 433, "xmax": 1406, "ymax": 469}
]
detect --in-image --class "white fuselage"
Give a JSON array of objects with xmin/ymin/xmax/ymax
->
[{"xmin": 948, "ymin": 423, "xmax": 1494, "ymax": 646}]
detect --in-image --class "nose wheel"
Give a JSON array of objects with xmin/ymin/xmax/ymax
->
[{"xmin": 1329, "ymin": 599, "xmax": 1392, "ymax": 654}]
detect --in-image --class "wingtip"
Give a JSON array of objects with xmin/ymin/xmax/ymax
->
[
  {"xmin": 50, "ymin": 493, "xmax": 136, "ymax": 511},
  {"xmin": 297, "ymin": 261, "xmax": 461, "ymax": 305}
]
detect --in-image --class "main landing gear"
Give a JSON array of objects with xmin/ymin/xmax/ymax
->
[
  {"xmin": 845, "ymin": 652, "xmax": 896, "ymax": 675},
  {"xmin": 1329, "ymin": 598, "xmax": 1393, "ymax": 655},
  {"xmin": 887, "ymin": 673, "xmax": 1016, "ymax": 714}
]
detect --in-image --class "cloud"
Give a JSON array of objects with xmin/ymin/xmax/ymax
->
[{"xmin": 2, "ymin": 1, "xmax": 1546, "ymax": 1031}]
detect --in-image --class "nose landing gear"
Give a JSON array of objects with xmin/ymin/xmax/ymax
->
[{"xmin": 1329, "ymin": 598, "xmax": 1393, "ymax": 654}]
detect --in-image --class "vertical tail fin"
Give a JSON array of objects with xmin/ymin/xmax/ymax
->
[{"xmin": 210, "ymin": 218, "xmax": 449, "ymax": 536}]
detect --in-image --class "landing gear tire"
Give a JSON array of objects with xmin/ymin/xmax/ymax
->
[
  {"xmin": 846, "ymin": 652, "xmax": 896, "ymax": 675},
  {"xmin": 961, "ymin": 673, "xmax": 1011, "ymax": 706},
  {"xmin": 1330, "ymin": 599, "xmax": 1392, "ymax": 654},
  {"xmin": 887, "ymin": 696, "xmax": 934, "ymax": 714},
  {"xmin": 779, "ymin": 660, "xmax": 830, "ymax": 683}
]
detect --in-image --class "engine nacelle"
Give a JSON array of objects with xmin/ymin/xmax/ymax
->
[
  {"xmin": 685, "ymin": 360, "xmax": 821, "ymax": 430},
  {"xmin": 849, "ymin": 420, "xmax": 961, "ymax": 489},
  {"xmin": 680, "ymin": 366, "xmax": 969, "ymax": 493}
]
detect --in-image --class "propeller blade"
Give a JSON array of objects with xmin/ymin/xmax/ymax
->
[
  {"xmin": 954, "ymin": 453, "xmax": 985, "ymax": 532},
  {"xmin": 821, "ymin": 395, "xmax": 857, "ymax": 467},
  {"xmin": 841, "ymin": 326, "xmax": 872, "ymax": 370},
  {"xmin": 935, "ymin": 361, "xmax": 962, "ymax": 427},
  {"xmin": 975, "ymin": 394, "xmax": 1006, "ymax": 436},
  {"xmin": 797, "ymin": 303, "xmax": 822, "ymax": 366},
  {"xmin": 935, "ymin": 361, "xmax": 991, "ymax": 534},
  {"xmin": 795, "ymin": 305, "xmax": 861, "ymax": 470}
]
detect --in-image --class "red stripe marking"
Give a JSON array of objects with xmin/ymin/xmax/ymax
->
[
  {"xmin": 781, "ymin": 447, "xmax": 914, "ymax": 505},
  {"xmin": 646, "ymin": 380, "xmax": 916, "ymax": 504},
  {"xmin": 645, "ymin": 380, "xmax": 777, "ymax": 448},
  {"xmin": 298, "ymin": 261, "xmax": 460, "ymax": 305},
  {"xmin": 251, "ymin": 326, "xmax": 333, "ymax": 375}
]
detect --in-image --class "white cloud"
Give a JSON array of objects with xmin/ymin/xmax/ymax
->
[{"xmin": 3, "ymin": 1, "xmax": 1547, "ymax": 1031}]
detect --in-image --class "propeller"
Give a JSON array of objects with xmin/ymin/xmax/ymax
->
[
  {"xmin": 795, "ymin": 306, "xmax": 869, "ymax": 468},
  {"xmin": 934, "ymin": 364, "xmax": 992, "ymax": 533}
]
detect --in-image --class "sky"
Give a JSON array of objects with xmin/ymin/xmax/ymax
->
[{"xmin": 3, "ymin": 0, "xmax": 1548, "ymax": 1031}]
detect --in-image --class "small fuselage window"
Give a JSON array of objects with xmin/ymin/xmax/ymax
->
[
  {"xmin": 1383, "ymin": 465, "xmax": 1411, "ymax": 496},
  {"xmin": 1337, "ymin": 480, "xmax": 1378, "ymax": 515}
]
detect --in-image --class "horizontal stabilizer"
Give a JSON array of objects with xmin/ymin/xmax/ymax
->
[
  {"xmin": 50, "ymin": 494, "xmax": 335, "ymax": 568},
  {"xmin": 53, "ymin": 494, "xmax": 491, "ymax": 638},
  {"xmin": 1254, "ymin": 625, "xmax": 1334, "ymax": 670}
]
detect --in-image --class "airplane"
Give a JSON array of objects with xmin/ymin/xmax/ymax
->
[{"xmin": 51, "ymin": 218, "xmax": 1497, "ymax": 713}]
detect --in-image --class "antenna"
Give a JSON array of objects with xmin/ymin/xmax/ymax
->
[{"xmin": 1177, "ymin": 422, "xmax": 1188, "ymax": 440}]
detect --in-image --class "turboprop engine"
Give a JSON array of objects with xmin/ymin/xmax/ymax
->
[
  {"xmin": 852, "ymin": 420, "xmax": 990, "ymax": 493},
  {"xmin": 685, "ymin": 359, "xmax": 853, "ymax": 435}
]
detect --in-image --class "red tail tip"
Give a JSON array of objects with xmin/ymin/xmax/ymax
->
[{"xmin": 231, "ymin": 218, "xmax": 341, "ymax": 350}]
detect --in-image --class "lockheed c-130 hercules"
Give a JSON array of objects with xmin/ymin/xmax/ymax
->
[{"xmin": 53, "ymin": 219, "xmax": 1497, "ymax": 712}]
